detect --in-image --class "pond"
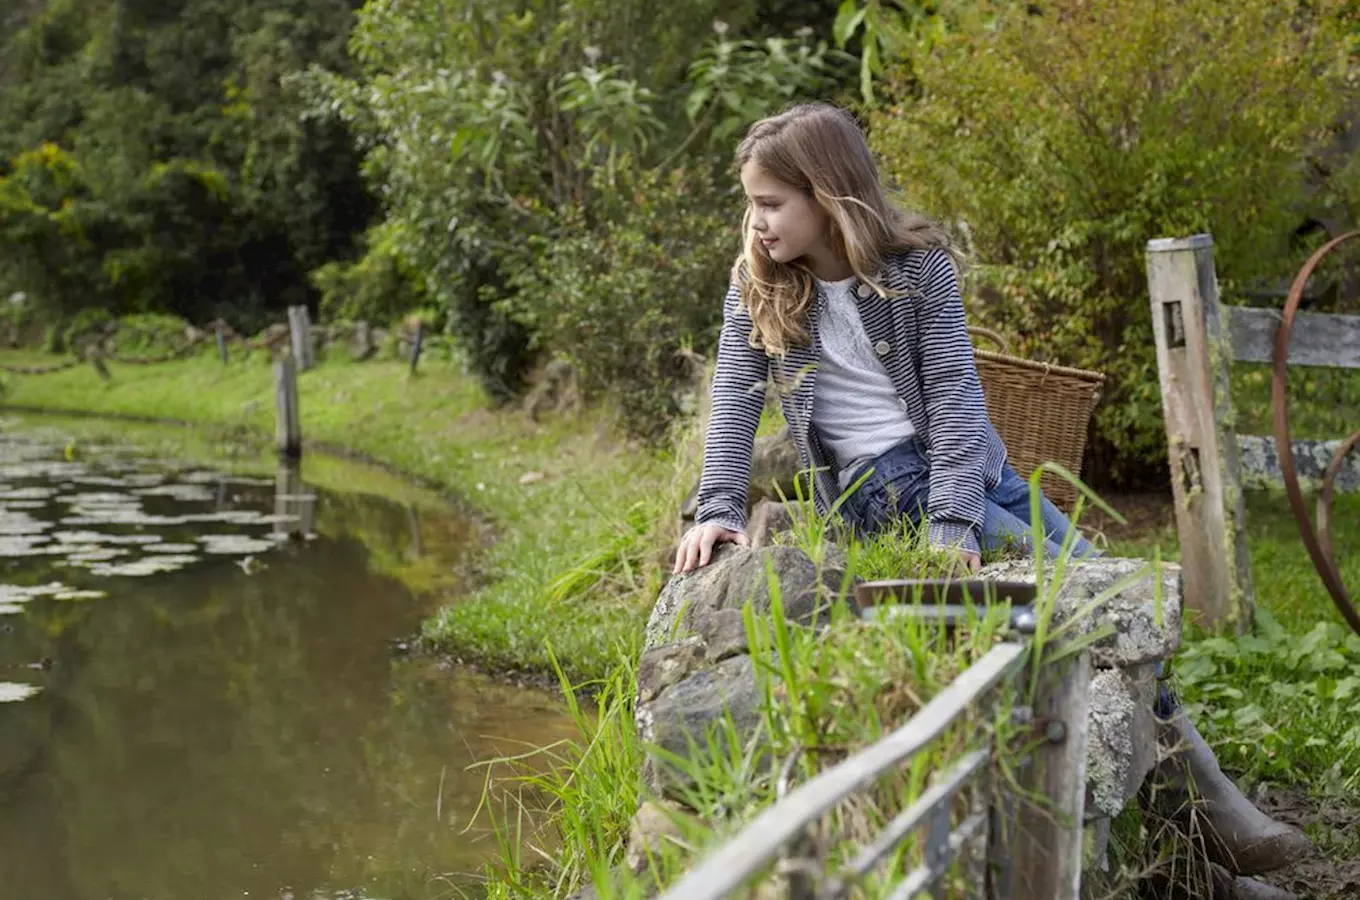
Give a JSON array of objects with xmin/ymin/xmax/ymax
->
[{"xmin": 0, "ymin": 418, "xmax": 575, "ymax": 900}]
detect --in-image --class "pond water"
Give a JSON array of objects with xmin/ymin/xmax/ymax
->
[{"xmin": 0, "ymin": 419, "xmax": 575, "ymax": 900}]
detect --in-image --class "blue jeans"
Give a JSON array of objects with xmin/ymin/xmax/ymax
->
[
  {"xmin": 840, "ymin": 438, "xmax": 1179, "ymax": 714},
  {"xmin": 840, "ymin": 437, "xmax": 1098, "ymax": 559}
]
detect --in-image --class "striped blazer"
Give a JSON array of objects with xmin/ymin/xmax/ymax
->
[{"xmin": 694, "ymin": 247, "xmax": 1008, "ymax": 555}]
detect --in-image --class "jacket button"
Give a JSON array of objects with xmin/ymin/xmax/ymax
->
[
  {"xmin": 874, "ymin": 340, "xmax": 891, "ymax": 356},
  {"xmin": 855, "ymin": 282, "xmax": 874, "ymax": 300}
]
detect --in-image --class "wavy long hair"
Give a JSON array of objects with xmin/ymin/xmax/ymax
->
[{"xmin": 734, "ymin": 102, "xmax": 956, "ymax": 355}]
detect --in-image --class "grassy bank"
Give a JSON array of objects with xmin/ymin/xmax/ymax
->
[
  {"xmin": 0, "ymin": 348, "xmax": 685, "ymax": 681},
  {"xmin": 4, "ymin": 345, "xmax": 1358, "ymax": 896}
]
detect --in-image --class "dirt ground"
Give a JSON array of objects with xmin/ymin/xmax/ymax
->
[
  {"xmin": 1081, "ymin": 490, "xmax": 1179, "ymax": 546},
  {"xmin": 1254, "ymin": 787, "xmax": 1360, "ymax": 900}
]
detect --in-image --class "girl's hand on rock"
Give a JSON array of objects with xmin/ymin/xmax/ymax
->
[
  {"xmin": 952, "ymin": 550, "xmax": 981, "ymax": 577},
  {"xmin": 674, "ymin": 523, "xmax": 749, "ymax": 575}
]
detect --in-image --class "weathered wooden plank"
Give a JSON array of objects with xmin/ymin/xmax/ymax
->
[
  {"xmin": 1010, "ymin": 651, "xmax": 1091, "ymax": 900},
  {"xmin": 287, "ymin": 305, "xmax": 315, "ymax": 371},
  {"xmin": 272, "ymin": 463, "xmax": 315, "ymax": 539},
  {"xmin": 654, "ymin": 642, "xmax": 1027, "ymax": 900},
  {"xmin": 274, "ymin": 356, "xmax": 301, "ymax": 460},
  {"xmin": 882, "ymin": 809, "xmax": 989, "ymax": 900},
  {"xmin": 838, "ymin": 749, "xmax": 989, "ymax": 882},
  {"xmin": 1226, "ymin": 306, "xmax": 1360, "ymax": 369},
  {"xmin": 1237, "ymin": 434, "xmax": 1360, "ymax": 492},
  {"xmin": 1146, "ymin": 234, "xmax": 1255, "ymax": 633}
]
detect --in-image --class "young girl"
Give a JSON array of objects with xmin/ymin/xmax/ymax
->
[
  {"xmin": 670, "ymin": 102, "xmax": 1313, "ymax": 883},
  {"xmin": 673, "ymin": 101, "xmax": 1094, "ymax": 576}
]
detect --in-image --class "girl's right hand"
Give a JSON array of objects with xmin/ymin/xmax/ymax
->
[{"xmin": 673, "ymin": 523, "xmax": 750, "ymax": 575}]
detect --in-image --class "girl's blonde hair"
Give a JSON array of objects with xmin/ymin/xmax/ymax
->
[{"xmin": 734, "ymin": 102, "xmax": 954, "ymax": 355}]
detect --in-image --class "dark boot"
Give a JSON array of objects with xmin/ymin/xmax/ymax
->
[
  {"xmin": 1229, "ymin": 872, "xmax": 1298, "ymax": 900},
  {"xmin": 1153, "ymin": 712, "xmax": 1314, "ymax": 876}
]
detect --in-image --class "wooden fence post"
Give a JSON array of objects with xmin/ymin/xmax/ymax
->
[
  {"xmin": 409, "ymin": 320, "xmax": 425, "ymax": 375},
  {"xmin": 275, "ymin": 356, "xmax": 301, "ymax": 460},
  {"xmin": 1011, "ymin": 650, "xmax": 1091, "ymax": 900},
  {"xmin": 287, "ymin": 305, "xmax": 315, "ymax": 371},
  {"xmin": 273, "ymin": 463, "xmax": 314, "ymax": 540},
  {"xmin": 215, "ymin": 324, "xmax": 229, "ymax": 364},
  {"xmin": 1146, "ymin": 234, "xmax": 1254, "ymax": 632}
]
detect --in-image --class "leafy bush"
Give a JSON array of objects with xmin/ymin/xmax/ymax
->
[
  {"xmin": 0, "ymin": 0, "xmax": 368, "ymax": 329},
  {"xmin": 112, "ymin": 313, "xmax": 194, "ymax": 357},
  {"xmin": 45, "ymin": 307, "xmax": 112, "ymax": 354},
  {"xmin": 869, "ymin": 0, "xmax": 1354, "ymax": 484},
  {"xmin": 299, "ymin": 0, "xmax": 849, "ymax": 399},
  {"xmin": 504, "ymin": 164, "xmax": 739, "ymax": 439},
  {"xmin": 310, "ymin": 220, "xmax": 428, "ymax": 325}
]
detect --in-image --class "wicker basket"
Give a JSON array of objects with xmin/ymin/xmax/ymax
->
[{"xmin": 968, "ymin": 327, "xmax": 1106, "ymax": 512}]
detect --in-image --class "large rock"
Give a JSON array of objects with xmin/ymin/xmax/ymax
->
[
  {"xmin": 638, "ymin": 541, "xmax": 857, "ymax": 801},
  {"xmin": 748, "ymin": 426, "xmax": 800, "ymax": 505},
  {"xmin": 679, "ymin": 426, "xmax": 801, "ymax": 524},
  {"xmin": 349, "ymin": 321, "xmax": 377, "ymax": 361},
  {"xmin": 977, "ymin": 558, "xmax": 1183, "ymax": 667},
  {"xmin": 626, "ymin": 801, "xmax": 688, "ymax": 873},
  {"xmin": 637, "ymin": 654, "xmax": 764, "ymax": 797},
  {"xmin": 748, "ymin": 499, "xmax": 797, "ymax": 550},
  {"xmin": 644, "ymin": 542, "xmax": 852, "ymax": 653},
  {"xmin": 1085, "ymin": 664, "xmax": 1159, "ymax": 819}
]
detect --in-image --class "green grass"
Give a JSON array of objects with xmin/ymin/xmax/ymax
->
[
  {"xmin": 1231, "ymin": 362, "xmax": 1359, "ymax": 440},
  {"xmin": 481, "ymin": 547, "xmax": 1027, "ymax": 900},
  {"xmin": 0, "ymin": 347, "xmax": 684, "ymax": 681},
  {"xmin": 10, "ymin": 344, "xmax": 1356, "ymax": 895},
  {"xmin": 1111, "ymin": 488, "xmax": 1360, "ymax": 878}
]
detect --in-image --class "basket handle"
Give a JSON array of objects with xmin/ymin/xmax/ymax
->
[{"xmin": 967, "ymin": 326, "xmax": 1010, "ymax": 355}]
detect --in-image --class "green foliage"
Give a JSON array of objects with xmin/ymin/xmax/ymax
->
[
  {"xmin": 481, "ymin": 653, "xmax": 646, "ymax": 900},
  {"xmin": 112, "ymin": 312, "xmax": 194, "ymax": 356},
  {"xmin": 301, "ymin": 0, "xmax": 846, "ymax": 398},
  {"xmin": 310, "ymin": 221, "xmax": 429, "ymax": 326},
  {"xmin": 0, "ymin": 0, "xmax": 369, "ymax": 330},
  {"xmin": 832, "ymin": 0, "xmax": 945, "ymax": 103},
  {"xmin": 504, "ymin": 164, "xmax": 739, "ymax": 439},
  {"xmin": 1176, "ymin": 609, "xmax": 1360, "ymax": 791},
  {"xmin": 47, "ymin": 307, "xmax": 112, "ymax": 354},
  {"xmin": 682, "ymin": 33, "xmax": 855, "ymax": 148},
  {"xmin": 869, "ymin": 0, "xmax": 1355, "ymax": 483}
]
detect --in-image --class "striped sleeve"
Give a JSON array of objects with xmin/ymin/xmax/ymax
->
[
  {"xmin": 694, "ymin": 278, "xmax": 767, "ymax": 534},
  {"xmin": 918, "ymin": 249, "xmax": 990, "ymax": 555}
]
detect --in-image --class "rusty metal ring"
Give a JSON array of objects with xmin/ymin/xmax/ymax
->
[
  {"xmin": 1318, "ymin": 429, "xmax": 1360, "ymax": 580},
  {"xmin": 1272, "ymin": 229, "xmax": 1360, "ymax": 637}
]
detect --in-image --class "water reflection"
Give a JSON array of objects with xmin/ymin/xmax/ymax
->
[{"xmin": 0, "ymin": 425, "xmax": 574, "ymax": 900}]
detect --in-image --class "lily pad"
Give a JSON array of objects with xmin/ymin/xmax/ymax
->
[
  {"xmin": 0, "ymin": 682, "xmax": 40, "ymax": 702},
  {"xmin": 54, "ymin": 589, "xmax": 107, "ymax": 601},
  {"xmin": 198, "ymin": 534, "xmax": 280, "ymax": 555}
]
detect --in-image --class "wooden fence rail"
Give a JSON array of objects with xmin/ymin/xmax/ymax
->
[{"xmin": 658, "ymin": 613, "xmax": 1091, "ymax": 900}]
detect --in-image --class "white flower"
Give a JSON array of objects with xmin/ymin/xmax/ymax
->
[{"xmin": 712, "ymin": 19, "xmax": 729, "ymax": 37}]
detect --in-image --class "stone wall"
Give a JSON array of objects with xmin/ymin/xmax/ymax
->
[{"xmin": 635, "ymin": 541, "xmax": 1184, "ymax": 873}]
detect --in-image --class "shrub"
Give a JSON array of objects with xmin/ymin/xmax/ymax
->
[
  {"xmin": 310, "ymin": 220, "xmax": 428, "ymax": 326},
  {"xmin": 504, "ymin": 163, "xmax": 740, "ymax": 440},
  {"xmin": 112, "ymin": 313, "xmax": 194, "ymax": 357},
  {"xmin": 869, "ymin": 0, "xmax": 1354, "ymax": 484},
  {"xmin": 298, "ymin": 0, "xmax": 848, "ymax": 400},
  {"xmin": 47, "ymin": 307, "xmax": 112, "ymax": 354}
]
